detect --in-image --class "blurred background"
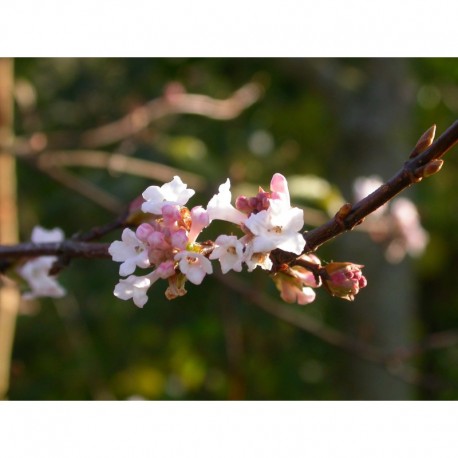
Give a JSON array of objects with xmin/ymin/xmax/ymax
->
[{"xmin": 2, "ymin": 58, "xmax": 458, "ymax": 400}]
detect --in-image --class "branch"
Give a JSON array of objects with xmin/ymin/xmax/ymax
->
[
  {"xmin": 272, "ymin": 121, "xmax": 458, "ymax": 265},
  {"xmin": 0, "ymin": 241, "xmax": 111, "ymax": 260}
]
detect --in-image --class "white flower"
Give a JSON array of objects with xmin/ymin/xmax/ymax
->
[
  {"xmin": 243, "ymin": 243, "xmax": 273, "ymax": 272},
  {"xmin": 109, "ymin": 228, "xmax": 150, "ymax": 276},
  {"xmin": 114, "ymin": 274, "xmax": 154, "ymax": 308},
  {"xmin": 174, "ymin": 251, "xmax": 213, "ymax": 285},
  {"xmin": 209, "ymin": 235, "xmax": 244, "ymax": 273},
  {"xmin": 141, "ymin": 176, "xmax": 195, "ymax": 215},
  {"xmin": 18, "ymin": 257, "xmax": 66, "ymax": 299},
  {"xmin": 207, "ymin": 179, "xmax": 247, "ymax": 225},
  {"xmin": 18, "ymin": 226, "xmax": 66, "ymax": 299},
  {"xmin": 244, "ymin": 199, "xmax": 305, "ymax": 255}
]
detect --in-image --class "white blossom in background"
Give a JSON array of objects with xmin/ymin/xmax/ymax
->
[
  {"xmin": 388, "ymin": 197, "xmax": 429, "ymax": 262},
  {"xmin": 353, "ymin": 175, "xmax": 386, "ymax": 217},
  {"xmin": 353, "ymin": 175, "xmax": 429, "ymax": 263},
  {"xmin": 18, "ymin": 226, "xmax": 66, "ymax": 299}
]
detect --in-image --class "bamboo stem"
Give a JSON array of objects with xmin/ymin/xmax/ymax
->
[{"xmin": 0, "ymin": 58, "xmax": 19, "ymax": 400}]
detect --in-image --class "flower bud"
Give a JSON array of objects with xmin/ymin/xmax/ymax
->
[
  {"xmin": 273, "ymin": 272, "xmax": 316, "ymax": 305},
  {"xmin": 136, "ymin": 223, "xmax": 155, "ymax": 242},
  {"xmin": 323, "ymin": 262, "xmax": 367, "ymax": 301}
]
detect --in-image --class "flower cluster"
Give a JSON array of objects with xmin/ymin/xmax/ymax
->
[{"xmin": 109, "ymin": 174, "xmax": 367, "ymax": 308}]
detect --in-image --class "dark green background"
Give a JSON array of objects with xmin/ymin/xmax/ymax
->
[{"xmin": 9, "ymin": 58, "xmax": 458, "ymax": 399}]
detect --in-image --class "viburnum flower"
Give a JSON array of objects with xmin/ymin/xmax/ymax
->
[
  {"xmin": 114, "ymin": 274, "xmax": 154, "ymax": 308},
  {"xmin": 108, "ymin": 173, "xmax": 367, "ymax": 308},
  {"xmin": 243, "ymin": 242, "xmax": 273, "ymax": 272},
  {"xmin": 142, "ymin": 176, "xmax": 195, "ymax": 215},
  {"xmin": 207, "ymin": 179, "xmax": 247, "ymax": 225},
  {"xmin": 174, "ymin": 251, "xmax": 213, "ymax": 285},
  {"xmin": 209, "ymin": 234, "xmax": 245, "ymax": 273},
  {"xmin": 244, "ymin": 198, "xmax": 306, "ymax": 254},
  {"xmin": 108, "ymin": 228, "xmax": 150, "ymax": 276},
  {"xmin": 17, "ymin": 226, "xmax": 66, "ymax": 299}
]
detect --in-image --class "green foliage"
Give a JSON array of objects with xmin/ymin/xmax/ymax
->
[{"xmin": 9, "ymin": 58, "xmax": 458, "ymax": 400}]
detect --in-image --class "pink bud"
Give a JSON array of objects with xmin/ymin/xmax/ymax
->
[
  {"xmin": 323, "ymin": 262, "xmax": 367, "ymax": 301},
  {"xmin": 273, "ymin": 273, "xmax": 316, "ymax": 305},
  {"xmin": 162, "ymin": 204, "xmax": 182, "ymax": 227},
  {"xmin": 235, "ymin": 196, "xmax": 252, "ymax": 214},
  {"xmin": 290, "ymin": 266, "xmax": 320, "ymax": 288},
  {"xmin": 270, "ymin": 173, "xmax": 290, "ymax": 204},
  {"xmin": 136, "ymin": 223, "xmax": 155, "ymax": 242},
  {"xmin": 188, "ymin": 206, "xmax": 210, "ymax": 243},
  {"xmin": 170, "ymin": 228, "xmax": 189, "ymax": 250},
  {"xmin": 156, "ymin": 260, "xmax": 176, "ymax": 279},
  {"xmin": 147, "ymin": 230, "xmax": 168, "ymax": 249}
]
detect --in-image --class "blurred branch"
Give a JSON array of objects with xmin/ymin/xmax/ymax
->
[
  {"xmin": 215, "ymin": 272, "xmax": 443, "ymax": 390},
  {"xmin": 36, "ymin": 149, "xmax": 206, "ymax": 191},
  {"xmin": 36, "ymin": 165, "xmax": 124, "ymax": 213},
  {"xmin": 79, "ymin": 81, "xmax": 263, "ymax": 148}
]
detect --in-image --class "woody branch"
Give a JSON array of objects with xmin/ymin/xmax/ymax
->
[{"xmin": 0, "ymin": 121, "xmax": 458, "ymax": 263}]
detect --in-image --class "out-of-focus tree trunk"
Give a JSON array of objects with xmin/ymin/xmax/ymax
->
[
  {"xmin": 0, "ymin": 58, "xmax": 19, "ymax": 399},
  {"xmin": 329, "ymin": 59, "xmax": 416, "ymax": 399}
]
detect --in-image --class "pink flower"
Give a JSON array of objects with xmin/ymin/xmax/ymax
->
[
  {"xmin": 188, "ymin": 206, "xmax": 210, "ymax": 243},
  {"xmin": 269, "ymin": 173, "xmax": 291, "ymax": 205},
  {"xmin": 273, "ymin": 273, "xmax": 316, "ymax": 306}
]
